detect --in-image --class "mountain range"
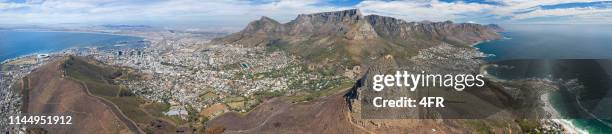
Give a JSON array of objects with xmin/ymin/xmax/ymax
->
[{"xmin": 214, "ymin": 9, "xmax": 501, "ymax": 68}]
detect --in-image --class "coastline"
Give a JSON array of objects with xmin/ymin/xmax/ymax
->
[
  {"xmin": 1, "ymin": 51, "xmax": 63, "ymax": 64},
  {"xmin": 0, "ymin": 30, "xmax": 146, "ymax": 64},
  {"xmin": 474, "ymin": 34, "xmax": 589, "ymax": 134},
  {"xmin": 471, "ymin": 40, "xmax": 488, "ymax": 47},
  {"xmin": 1, "ymin": 49, "xmax": 65, "ymax": 64},
  {"xmin": 479, "ymin": 64, "xmax": 507, "ymax": 82},
  {"xmin": 541, "ymin": 92, "xmax": 589, "ymax": 134}
]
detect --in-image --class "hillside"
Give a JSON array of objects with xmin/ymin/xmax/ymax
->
[
  {"xmin": 19, "ymin": 56, "xmax": 202, "ymax": 133},
  {"xmin": 213, "ymin": 9, "xmax": 501, "ymax": 68},
  {"xmin": 61, "ymin": 56, "xmax": 199, "ymax": 133},
  {"xmin": 19, "ymin": 57, "xmax": 135, "ymax": 134}
]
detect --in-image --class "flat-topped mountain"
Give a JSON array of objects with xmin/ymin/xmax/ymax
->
[{"xmin": 214, "ymin": 9, "xmax": 501, "ymax": 68}]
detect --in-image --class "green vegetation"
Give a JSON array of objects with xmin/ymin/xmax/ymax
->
[
  {"xmin": 266, "ymin": 39, "xmax": 358, "ymax": 72},
  {"xmin": 198, "ymin": 91, "xmax": 217, "ymax": 101},
  {"xmin": 115, "ymin": 69, "xmax": 144, "ymax": 81},
  {"xmin": 160, "ymin": 61, "xmax": 189, "ymax": 68},
  {"xmin": 224, "ymin": 95, "xmax": 246, "ymax": 110},
  {"xmin": 63, "ymin": 56, "xmax": 176, "ymax": 130},
  {"xmin": 252, "ymin": 90, "xmax": 284, "ymax": 101},
  {"xmin": 1, "ymin": 64, "xmax": 8, "ymax": 71},
  {"xmin": 166, "ymin": 115, "xmax": 188, "ymax": 125},
  {"xmin": 10, "ymin": 78, "xmax": 23, "ymax": 94},
  {"xmin": 186, "ymin": 105, "xmax": 200, "ymax": 125},
  {"xmin": 107, "ymin": 97, "xmax": 150, "ymax": 123},
  {"xmin": 516, "ymin": 119, "xmax": 545, "ymax": 133},
  {"xmin": 18, "ymin": 77, "xmax": 29, "ymax": 112},
  {"xmin": 465, "ymin": 120, "xmax": 494, "ymax": 134},
  {"xmin": 143, "ymin": 102, "xmax": 171, "ymax": 117},
  {"xmin": 223, "ymin": 95, "xmax": 245, "ymax": 102},
  {"xmin": 220, "ymin": 62, "xmax": 241, "ymax": 70},
  {"xmin": 289, "ymin": 79, "xmax": 353, "ymax": 102},
  {"xmin": 65, "ymin": 57, "xmax": 149, "ymax": 122}
]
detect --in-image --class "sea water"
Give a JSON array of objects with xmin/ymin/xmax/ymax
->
[
  {"xmin": 0, "ymin": 30, "xmax": 143, "ymax": 63},
  {"xmin": 476, "ymin": 24, "xmax": 612, "ymax": 61},
  {"xmin": 475, "ymin": 24, "xmax": 612, "ymax": 133}
]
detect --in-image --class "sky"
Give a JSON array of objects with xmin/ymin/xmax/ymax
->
[{"xmin": 1, "ymin": 0, "xmax": 611, "ymax": 30}]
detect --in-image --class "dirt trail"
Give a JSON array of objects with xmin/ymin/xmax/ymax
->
[
  {"xmin": 22, "ymin": 58, "xmax": 137, "ymax": 134},
  {"xmin": 70, "ymin": 78, "xmax": 145, "ymax": 134}
]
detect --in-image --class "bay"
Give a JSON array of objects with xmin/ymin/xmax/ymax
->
[
  {"xmin": 0, "ymin": 30, "xmax": 143, "ymax": 62},
  {"xmin": 475, "ymin": 24, "xmax": 612, "ymax": 133}
]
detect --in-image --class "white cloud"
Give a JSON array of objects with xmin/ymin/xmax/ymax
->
[
  {"xmin": 0, "ymin": 2, "xmax": 28, "ymax": 10},
  {"xmin": 357, "ymin": 0, "xmax": 496, "ymax": 22},
  {"xmin": 357, "ymin": 0, "xmax": 612, "ymax": 24},
  {"xmin": 0, "ymin": 0, "xmax": 344, "ymax": 27},
  {"xmin": 509, "ymin": 7, "xmax": 612, "ymax": 24},
  {"xmin": 0, "ymin": 0, "xmax": 611, "ymax": 28}
]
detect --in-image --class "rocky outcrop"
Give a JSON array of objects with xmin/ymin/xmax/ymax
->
[{"xmin": 217, "ymin": 16, "xmax": 285, "ymax": 46}]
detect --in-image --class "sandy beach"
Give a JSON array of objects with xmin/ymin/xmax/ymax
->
[{"xmin": 541, "ymin": 93, "xmax": 589, "ymax": 134}]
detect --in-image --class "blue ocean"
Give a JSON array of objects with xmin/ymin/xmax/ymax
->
[
  {"xmin": 0, "ymin": 30, "xmax": 142, "ymax": 62},
  {"xmin": 476, "ymin": 24, "xmax": 612, "ymax": 61},
  {"xmin": 476, "ymin": 24, "xmax": 612, "ymax": 133}
]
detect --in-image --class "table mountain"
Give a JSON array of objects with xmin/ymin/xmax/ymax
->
[{"xmin": 214, "ymin": 9, "xmax": 501, "ymax": 68}]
